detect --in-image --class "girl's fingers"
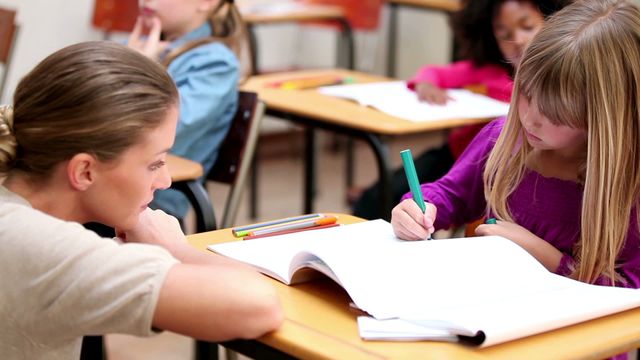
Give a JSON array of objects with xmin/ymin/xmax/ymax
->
[
  {"xmin": 146, "ymin": 17, "xmax": 163, "ymax": 47},
  {"xmin": 130, "ymin": 17, "xmax": 143, "ymax": 39},
  {"xmin": 392, "ymin": 200, "xmax": 432, "ymax": 240}
]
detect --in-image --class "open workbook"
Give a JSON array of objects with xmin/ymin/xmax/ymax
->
[
  {"xmin": 317, "ymin": 81, "xmax": 510, "ymax": 123},
  {"xmin": 208, "ymin": 220, "xmax": 640, "ymax": 347}
]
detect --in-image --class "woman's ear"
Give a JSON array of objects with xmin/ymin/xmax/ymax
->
[{"xmin": 66, "ymin": 153, "xmax": 97, "ymax": 191}]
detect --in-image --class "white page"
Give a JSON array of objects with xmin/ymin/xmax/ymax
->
[
  {"xmin": 318, "ymin": 81, "xmax": 510, "ymax": 122},
  {"xmin": 357, "ymin": 317, "xmax": 460, "ymax": 342},
  {"xmin": 209, "ymin": 220, "xmax": 640, "ymax": 347}
]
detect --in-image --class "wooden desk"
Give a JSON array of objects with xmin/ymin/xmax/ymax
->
[
  {"xmin": 240, "ymin": 3, "xmax": 354, "ymax": 72},
  {"xmin": 241, "ymin": 69, "xmax": 492, "ymax": 220},
  {"xmin": 167, "ymin": 154, "xmax": 216, "ymax": 233},
  {"xmin": 188, "ymin": 215, "xmax": 640, "ymax": 359},
  {"xmin": 385, "ymin": 0, "xmax": 461, "ymax": 76}
]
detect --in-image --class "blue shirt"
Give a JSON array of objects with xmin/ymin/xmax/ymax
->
[{"xmin": 152, "ymin": 22, "xmax": 239, "ymax": 218}]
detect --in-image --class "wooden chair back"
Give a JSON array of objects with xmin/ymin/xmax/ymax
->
[{"xmin": 207, "ymin": 91, "xmax": 264, "ymax": 228}]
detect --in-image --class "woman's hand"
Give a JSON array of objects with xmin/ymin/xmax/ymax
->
[
  {"xmin": 116, "ymin": 208, "xmax": 186, "ymax": 247},
  {"xmin": 475, "ymin": 219, "xmax": 563, "ymax": 272},
  {"xmin": 415, "ymin": 82, "xmax": 453, "ymax": 105},
  {"xmin": 391, "ymin": 199, "xmax": 436, "ymax": 240},
  {"xmin": 127, "ymin": 16, "xmax": 169, "ymax": 61}
]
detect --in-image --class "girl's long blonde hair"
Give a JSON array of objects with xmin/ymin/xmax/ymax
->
[
  {"xmin": 162, "ymin": 0, "xmax": 252, "ymax": 82},
  {"xmin": 484, "ymin": 0, "xmax": 640, "ymax": 284}
]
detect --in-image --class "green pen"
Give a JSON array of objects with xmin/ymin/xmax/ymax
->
[{"xmin": 400, "ymin": 149, "xmax": 431, "ymax": 239}]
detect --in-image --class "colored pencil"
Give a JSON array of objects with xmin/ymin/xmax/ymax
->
[
  {"xmin": 232, "ymin": 213, "xmax": 323, "ymax": 237},
  {"xmin": 243, "ymin": 223, "xmax": 340, "ymax": 240}
]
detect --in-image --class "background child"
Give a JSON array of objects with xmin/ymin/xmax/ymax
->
[
  {"xmin": 0, "ymin": 41, "xmax": 281, "ymax": 359},
  {"xmin": 391, "ymin": 0, "xmax": 640, "ymax": 289},
  {"xmin": 128, "ymin": 0, "xmax": 250, "ymax": 222},
  {"xmin": 351, "ymin": 0, "xmax": 569, "ymax": 220}
]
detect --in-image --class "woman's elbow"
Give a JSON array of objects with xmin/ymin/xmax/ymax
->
[{"xmin": 239, "ymin": 288, "xmax": 283, "ymax": 338}]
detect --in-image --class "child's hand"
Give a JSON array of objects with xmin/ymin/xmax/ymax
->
[
  {"xmin": 116, "ymin": 208, "xmax": 186, "ymax": 246},
  {"xmin": 391, "ymin": 199, "xmax": 436, "ymax": 240},
  {"xmin": 415, "ymin": 83, "xmax": 454, "ymax": 105},
  {"xmin": 475, "ymin": 219, "xmax": 563, "ymax": 271},
  {"xmin": 127, "ymin": 16, "xmax": 169, "ymax": 61}
]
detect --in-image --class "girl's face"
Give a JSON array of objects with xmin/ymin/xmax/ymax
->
[
  {"xmin": 139, "ymin": 0, "xmax": 217, "ymax": 40},
  {"xmin": 84, "ymin": 105, "xmax": 178, "ymax": 230},
  {"xmin": 493, "ymin": 1, "xmax": 546, "ymax": 67},
  {"xmin": 518, "ymin": 95, "xmax": 587, "ymax": 155}
]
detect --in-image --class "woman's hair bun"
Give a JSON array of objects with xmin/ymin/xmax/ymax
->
[{"xmin": 0, "ymin": 105, "xmax": 17, "ymax": 172}]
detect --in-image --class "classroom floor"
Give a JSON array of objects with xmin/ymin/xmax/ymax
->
[{"xmin": 105, "ymin": 126, "xmax": 446, "ymax": 360}]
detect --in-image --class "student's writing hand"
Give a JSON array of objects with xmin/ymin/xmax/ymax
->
[
  {"xmin": 127, "ymin": 16, "xmax": 169, "ymax": 61},
  {"xmin": 116, "ymin": 208, "xmax": 186, "ymax": 247},
  {"xmin": 391, "ymin": 199, "xmax": 436, "ymax": 240},
  {"xmin": 475, "ymin": 219, "xmax": 563, "ymax": 272},
  {"xmin": 415, "ymin": 83, "xmax": 454, "ymax": 105}
]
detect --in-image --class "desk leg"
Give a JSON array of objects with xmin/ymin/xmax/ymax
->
[
  {"xmin": 337, "ymin": 18, "xmax": 355, "ymax": 70},
  {"xmin": 195, "ymin": 341, "xmax": 218, "ymax": 360},
  {"xmin": 362, "ymin": 134, "xmax": 393, "ymax": 221},
  {"xmin": 248, "ymin": 23, "xmax": 259, "ymax": 75},
  {"xmin": 345, "ymin": 137, "xmax": 355, "ymax": 191},
  {"xmin": 304, "ymin": 126, "xmax": 316, "ymax": 214},
  {"xmin": 386, "ymin": 3, "xmax": 399, "ymax": 77},
  {"xmin": 172, "ymin": 180, "xmax": 217, "ymax": 233},
  {"xmin": 249, "ymin": 155, "xmax": 259, "ymax": 220},
  {"xmin": 337, "ymin": 18, "xmax": 356, "ymax": 193}
]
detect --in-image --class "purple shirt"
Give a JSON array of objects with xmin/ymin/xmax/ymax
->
[{"xmin": 402, "ymin": 118, "xmax": 640, "ymax": 288}]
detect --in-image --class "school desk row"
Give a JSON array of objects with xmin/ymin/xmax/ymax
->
[
  {"xmin": 166, "ymin": 67, "xmax": 497, "ymax": 232},
  {"xmin": 241, "ymin": 68, "xmax": 493, "ymax": 221},
  {"xmin": 241, "ymin": 0, "xmax": 461, "ymax": 75},
  {"xmin": 186, "ymin": 214, "xmax": 640, "ymax": 360}
]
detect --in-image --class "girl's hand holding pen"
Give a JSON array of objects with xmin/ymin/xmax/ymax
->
[{"xmin": 391, "ymin": 199, "xmax": 437, "ymax": 241}]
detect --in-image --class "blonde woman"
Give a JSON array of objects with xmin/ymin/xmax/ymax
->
[
  {"xmin": 0, "ymin": 41, "xmax": 281, "ymax": 359},
  {"xmin": 128, "ymin": 0, "xmax": 251, "ymax": 220},
  {"xmin": 391, "ymin": 0, "xmax": 640, "ymax": 288}
]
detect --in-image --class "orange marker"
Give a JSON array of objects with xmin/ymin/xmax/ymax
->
[
  {"xmin": 246, "ymin": 215, "xmax": 338, "ymax": 237},
  {"xmin": 243, "ymin": 223, "xmax": 340, "ymax": 240}
]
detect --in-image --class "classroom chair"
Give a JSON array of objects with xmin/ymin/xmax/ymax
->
[
  {"xmin": 0, "ymin": 6, "xmax": 18, "ymax": 100},
  {"xmin": 206, "ymin": 90, "xmax": 265, "ymax": 229},
  {"xmin": 169, "ymin": 90, "xmax": 264, "ymax": 235},
  {"xmin": 192, "ymin": 91, "xmax": 264, "ymax": 360}
]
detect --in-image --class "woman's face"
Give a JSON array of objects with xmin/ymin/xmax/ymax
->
[
  {"xmin": 84, "ymin": 105, "xmax": 178, "ymax": 230},
  {"xmin": 493, "ymin": 1, "xmax": 546, "ymax": 67}
]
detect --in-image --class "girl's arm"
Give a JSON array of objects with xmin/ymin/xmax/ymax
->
[
  {"xmin": 475, "ymin": 220, "xmax": 563, "ymax": 272},
  {"xmin": 407, "ymin": 60, "xmax": 495, "ymax": 90},
  {"xmin": 391, "ymin": 120, "xmax": 504, "ymax": 240},
  {"xmin": 168, "ymin": 42, "xmax": 239, "ymax": 170},
  {"xmin": 120, "ymin": 208, "xmax": 283, "ymax": 341},
  {"xmin": 407, "ymin": 61, "xmax": 513, "ymax": 102}
]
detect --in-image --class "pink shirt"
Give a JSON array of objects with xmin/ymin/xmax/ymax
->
[
  {"xmin": 407, "ymin": 60, "xmax": 513, "ymax": 158},
  {"xmin": 407, "ymin": 60, "xmax": 513, "ymax": 102}
]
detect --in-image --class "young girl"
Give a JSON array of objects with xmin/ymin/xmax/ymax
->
[
  {"xmin": 391, "ymin": 0, "xmax": 640, "ymax": 288},
  {"xmin": 0, "ymin": 41, "xmax": 281, "ymax": 359},
  {"xmin": 352, "ymin": 0, "xmax": 569, "ymax": 220},
  {"xmin": 127, "ymin": 0, "xmax": 250, "ymax": 220}
]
